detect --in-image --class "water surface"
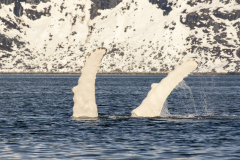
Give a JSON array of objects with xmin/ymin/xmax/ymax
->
[{"xmin": 0, "ymin": 74, "xmax": 240, "ymax": 159}]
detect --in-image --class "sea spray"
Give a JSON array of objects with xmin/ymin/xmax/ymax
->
[
  {"xmin": 160, "ymin": 100, "xmax": 171, "ymax": 117},
  {"xmin": 175, "ymin": 80, "xmax": 198, "ymax": 115}
]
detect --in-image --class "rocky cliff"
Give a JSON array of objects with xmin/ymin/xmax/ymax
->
[{"xmin": 0, "ymin": 0, "xmax": 240, "ymax": 73}]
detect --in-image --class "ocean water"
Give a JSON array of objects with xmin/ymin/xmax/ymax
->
[{"xmin": 0, "ymin": 74, "xmax": 240, "ymax": 159}]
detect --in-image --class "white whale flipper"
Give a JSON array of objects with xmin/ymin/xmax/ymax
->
[
  {"xmin": 72, "ymin": 48, "xmax": 107, "ymax": 118},
  {"xmin": 131, "ymin": 61, "xmax": 198, "ymax": 117}
]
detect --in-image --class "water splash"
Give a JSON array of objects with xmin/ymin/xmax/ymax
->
[
  {"xmin": 160, "ymin": 100, "xmax": 171, "ymax": 117},
  {"xmin": 175, "ymin": 80, "xmax": 197, "ymax": 115},
  {"xmin": 168, "ymin": 76, "xmax": 218, "ymax": 117},
  {"xmin": 198, "ymin": 75, "xmax": 217, "ymax": 115}
]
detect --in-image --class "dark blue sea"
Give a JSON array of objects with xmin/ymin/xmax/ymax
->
[{"xmin": 0, "ymin": 74, "xmax": 240, "ymax": 159}]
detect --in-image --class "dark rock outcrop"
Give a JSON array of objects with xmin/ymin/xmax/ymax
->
[
  {"xmin": 1, "ymin": 0, "xmax": 51, "ymax": 17},
  {"xmin": 0, "ymin": 34, "xmax": 26, "ymax": 52},
  {"xmin": 0, "ymin": 0, "xmax": 50, "ymax": 4},
  {"xmin": 180, "ymin": 9, "xmax": 229, "ymax": 35},
  {"xmin": 90, "ymin": 0, "xmax": 122, "ymax": 19},
  {"xmin": 233, "ymin": 22, "xmax": 240, "ymax": 30},
  {"xmin": 149, "ymin": 0, "xmax": 172, "ymax": 15},
  {"xmin": 236, "ymin": 48, "xmax": 240, "ymax": 58},
  {"xmin": 0, "ymin": 17, "xmax": 20, "ymax": 30},
  {"xmin": 213, "ymin": 8, "xmax": 240, "ymax": 21},
  {"xmin": 25, "ymin": 0, "xmax": 50, "ymax": 4},
  {"xmin": 214, "ymin": 34, "xmax": 228, "ymax": 46},
  {"xmin": 25, "ymin": 6, "xmax": 51, "ymax": 20},
  {"xmin": 220, "ymin": 0, "xmax": 230, "ymax": 4},
  {"xmin": 90, "ymin": 0, "xmax": 173, "ymax": 19},
  {"xmin": 1, "ymin": 0, "xmax": 15, "ymax": 5},
  {"xmin": 180, "ymin": 10, "xmax": 214, "ymax": 29},
  {"xmin": 186, "ymin": 0, "xmax": 212, "ymax": 6},
  {"xmin": 14, "ymin": 1, "xmax": 23, "ymax": 17},
  {"xmin": 0, "ymin": 34, "xmax": 13, "ymax": 51}
]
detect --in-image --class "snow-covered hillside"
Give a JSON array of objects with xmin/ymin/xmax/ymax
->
[{"xmin": 0, "ymin": 0, "xmax": 240, "ymax": 73}]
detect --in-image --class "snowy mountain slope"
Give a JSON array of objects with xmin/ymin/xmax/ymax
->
[{"xmin": 0, "ymin": 0, "xmax": 240, "ymax": 73}]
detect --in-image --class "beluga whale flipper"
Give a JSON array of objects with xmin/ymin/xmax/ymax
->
[
  {"xmin": 131, "ymin": 61, "xmax": 198, "ymax": 117},
  {"xmin": 72, "ymin": 48, "xmax": 107, "ymax": 118}
]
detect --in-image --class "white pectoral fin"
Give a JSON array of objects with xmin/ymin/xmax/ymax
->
[
  {"xmin": 72, "ymin": 48, "xmax": 107, "ymax": 118},
  {"xmin": 131, "ymin": 61, "xmax": 198, "ymax": 117}
]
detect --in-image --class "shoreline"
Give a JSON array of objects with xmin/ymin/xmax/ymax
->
[{"xmin": 0, "ymin": 71, "xmax": 240, "ymax": 75}]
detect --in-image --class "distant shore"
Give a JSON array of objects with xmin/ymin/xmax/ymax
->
[{"xmin": 0, "ymin": 71, "xmax": 240, "ymax": 75}]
